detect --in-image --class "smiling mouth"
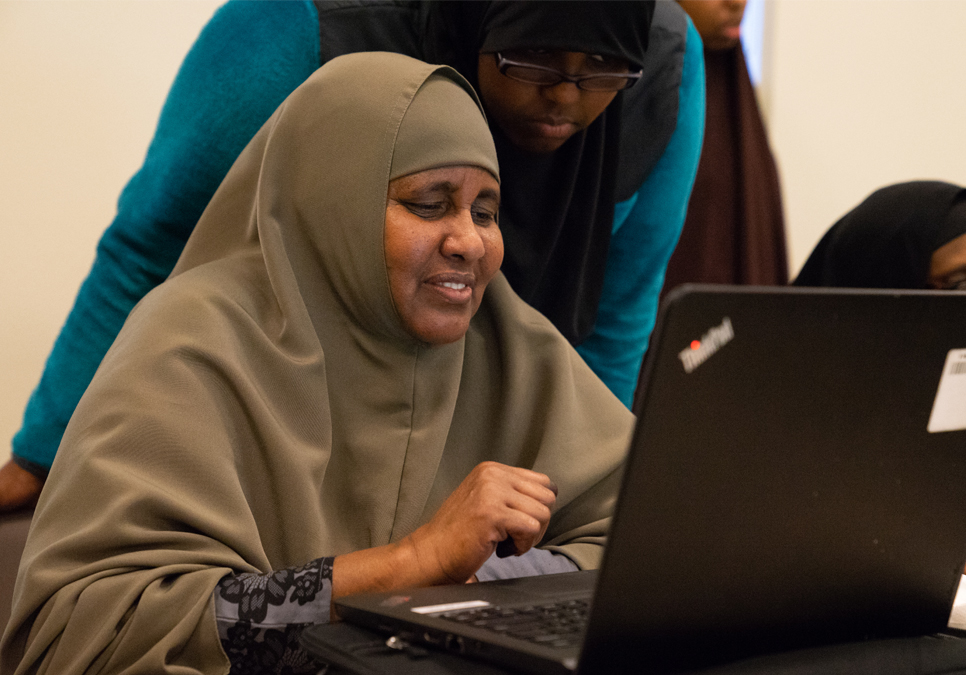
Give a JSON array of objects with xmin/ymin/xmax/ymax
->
[{"xmin": 426, "ymin": 275, "xmax": 475, "ymax": 303}]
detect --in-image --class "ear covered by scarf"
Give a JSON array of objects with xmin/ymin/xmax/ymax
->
[{"xmin": 794, "ymin": 181, "xmax": 966, "ymax": 289}]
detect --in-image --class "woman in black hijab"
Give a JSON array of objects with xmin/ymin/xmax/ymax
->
[
  {"xmin": 426, "ymin": 1, "xmax": 656, "ymax": 344},
  {"xmin": 793, "ymin": 181, "xmax": 966, "ymax": 289}
]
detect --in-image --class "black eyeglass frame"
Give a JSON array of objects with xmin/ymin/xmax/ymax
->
[{"xmin": 494, "ymin": 52, "xmax": 643, "ymax": 91}]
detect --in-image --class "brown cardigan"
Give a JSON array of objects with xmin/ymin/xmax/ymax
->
[{"xmin": 662, "ymin": 42, "xmax": 787, "ymax": 294}]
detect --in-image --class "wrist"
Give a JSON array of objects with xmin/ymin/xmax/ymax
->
[
  {"xmin": 331, "ymin": 530, "xmax": 450, "ymax": 610},
  {"xmin": 401, "ymin": 526, "xmax": 457, "ymax": 587}
]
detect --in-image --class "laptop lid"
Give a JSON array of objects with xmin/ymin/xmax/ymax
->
[
  {"xmin": 582, "ymin": 285, "xmax": 966, "ymax": 672},
  {"xmin": 327, "ymin": 286, "xmax": 966, "ymax": 674}
]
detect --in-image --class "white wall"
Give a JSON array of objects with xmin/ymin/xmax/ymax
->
[
  {"xmin": 2, "ymin": 1, "xmax": 965, "ymax": 465},
  {"xmin": 0, "ymin": 1, "xmax": 221, "ymax": 463},
  {"xmin": 763, "ymin": 0, "xmax": 966, "ymax": 274}
]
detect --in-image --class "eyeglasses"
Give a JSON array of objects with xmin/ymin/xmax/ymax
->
[{"xmin": 494, "ymin": 52, "xmax": 643, "ymax": 92}]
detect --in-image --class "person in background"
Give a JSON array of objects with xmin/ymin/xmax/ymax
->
[
  {"xmin": 793, "ymin": 181, "xmax": 966, "ymax": 290},
  {"xmin": 0, "ymin": 0, "xmax": 704, "ymax": 512},
  {"xmin": 1, "ymin": 53, "xmax": 632, "ymax": 675},
  {"xmin": 663, "ymin": 0, "xmax": 787, "ymax": 297}
]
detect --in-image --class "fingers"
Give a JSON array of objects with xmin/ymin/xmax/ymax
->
[
  {"xmin": 507, "ymin": 472, "xmax": 557, "ymax": 510},
  {"xmin": 475, "ymin": 462, "xmax": 557, "ymax": 509},
  {"xmin": 485, "ymin": 465, "xmax": 556, "ymax": 557},
  {"xmin": 498, "ymin": 496, "xmax": 551, "ymax": 557},
  {"xmin": 501, "ymin": 485, "xmax": 552, "ymax": 532},
  {"xmin": 498, "ymin": 463, "xmax": 558, "ymax": 495},
  {"xmin": 412, "ymin": 462, "xmax": 560, "ymax": 583}
]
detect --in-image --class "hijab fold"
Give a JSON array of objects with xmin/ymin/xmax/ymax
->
[{"xmin": 2, "ymin": 53, "xmax": 633, "ymax": 675}]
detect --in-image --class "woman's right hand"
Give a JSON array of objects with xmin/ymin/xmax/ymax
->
[
  {"xmin": 331, "ymin": 461, "xmax": 556, "ymax": 617},
  {"xmin": 405, "ymin": 461, "xmax": 558, "ymax": 584}
]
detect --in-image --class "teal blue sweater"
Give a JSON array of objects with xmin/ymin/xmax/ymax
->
[{"xmin": 13, "ymin": 1, "xmax": 704, "ymax": 472}]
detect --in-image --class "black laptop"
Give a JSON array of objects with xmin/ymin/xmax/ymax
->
[{"xmin": 322, "ymin": 286, "xmax": 966, "ymax": 674}]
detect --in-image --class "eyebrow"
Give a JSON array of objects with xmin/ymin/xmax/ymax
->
[
  {"xmin": 406, "ymin": 182, "xmax": 500, "ymax": 204},
  {"xmin": 476, "ymin": 187, "xmax": 500, "ymax": 204},
  {"xmin": 411, "ymin": 180, "xmax": 459, "ymax": 196}
]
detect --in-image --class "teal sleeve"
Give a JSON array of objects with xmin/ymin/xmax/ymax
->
[
  {"xmin": 12, "ymin": 0, "xmax": 320, "ymax": 472},
  {"xmin": 575, "ymin": 18, "xmax": 705, "ymax": 408}
]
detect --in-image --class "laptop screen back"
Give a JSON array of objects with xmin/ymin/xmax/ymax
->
[{"xmin": 582, "ymin": 286, "xmax": 966, "ymax": 673}]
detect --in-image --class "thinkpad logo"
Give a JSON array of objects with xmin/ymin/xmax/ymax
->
[{"xmin": 679, "ymin": 317, "xmax": 734, "ymax": 374}]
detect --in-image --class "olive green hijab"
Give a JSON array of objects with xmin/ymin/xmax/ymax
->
[{"xmin": 2, "ymin": 53, "xmax": 633, "ymax": 674}]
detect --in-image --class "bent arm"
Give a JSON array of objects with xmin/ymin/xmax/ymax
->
[
  {"xmin": 11, "ymin": 0, "xmax": 320, "ymax": 472},
  {"xmin": 576, "ymin": 17, "xmax": 706, "ymax": 408},
  {"xmin": 214, "ymin": 461, "xmax": 562, "ymax": 671}
]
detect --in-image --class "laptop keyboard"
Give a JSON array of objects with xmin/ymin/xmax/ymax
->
[{"xmin": 436, "ymin": 598, "xmax": 589, "ymax": 649}]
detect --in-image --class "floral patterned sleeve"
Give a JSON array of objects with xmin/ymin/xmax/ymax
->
[{"xmin": 214, "ymin": 556, "xmax": 333, "ymax": 674}]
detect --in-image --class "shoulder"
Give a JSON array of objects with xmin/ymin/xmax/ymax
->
[
  {"xmin": 204, "ymin": 0, "xmax": 319, "ymax": 47},
  {"xmin": 213, "ymin": 0, "xmax": 318, "ymax": 32},
  {"xmin": 615, "ymin": 1, "xmax": 698, "ymax": 199},
  {"xmin": 314, "ymin": 0, "xmax": 424, "ymax": 62},
  {"xmin": 167, "ymin": 0, "xmax": 320, "ymax": 107},
  {"xmin": 122, "ymin": 254, "xmax": 272, "ymax": 350}
]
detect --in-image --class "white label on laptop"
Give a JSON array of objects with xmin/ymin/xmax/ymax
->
[
  {"xmin": 927, "ymin": 349, "xmax": 966, "ymax": 433},
  {"xmin": 411, "ymin": 600, "xmax": 490, "ymax": 615}
]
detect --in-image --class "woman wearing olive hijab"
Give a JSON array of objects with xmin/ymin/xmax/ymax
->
[
  {"xmin": 1, "ymin": 53, "xmax": 632, "ymax": 674},
  {"xmin": 3, "ymin": 1, "xmax": 704, "ymax": 511}
]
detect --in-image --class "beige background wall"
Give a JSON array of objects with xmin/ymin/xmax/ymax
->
[
  {"xmin": 2, "ymin": 0, "xmax": 965, "ymax": 465},
  {"xmin": 765, "ymin": 0, "xmax": 966, "ymax": 272},
  {"xmin": 1, "ymin": 1, "xmax": 221, "ymax": 465}
]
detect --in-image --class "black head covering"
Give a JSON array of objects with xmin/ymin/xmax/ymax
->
[
  {"xmin": 424, "ymin": 1, "xmax": 655, "ymax": 344},
  {"xmin": 474, "ymin": 3, "xmax": 651, "ymax": 68},
  {"xmin": 793, "ymin": 181, "xmax": 966, "ymax": 289}
]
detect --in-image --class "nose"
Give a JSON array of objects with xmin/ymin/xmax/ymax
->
[
  {"xmin": 541, "ymin": 80, "xmax": 581, "ymax": 106},
  {"xmin": 441, "ymin": 210, "xmax": 486, "ymax": 262}
]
